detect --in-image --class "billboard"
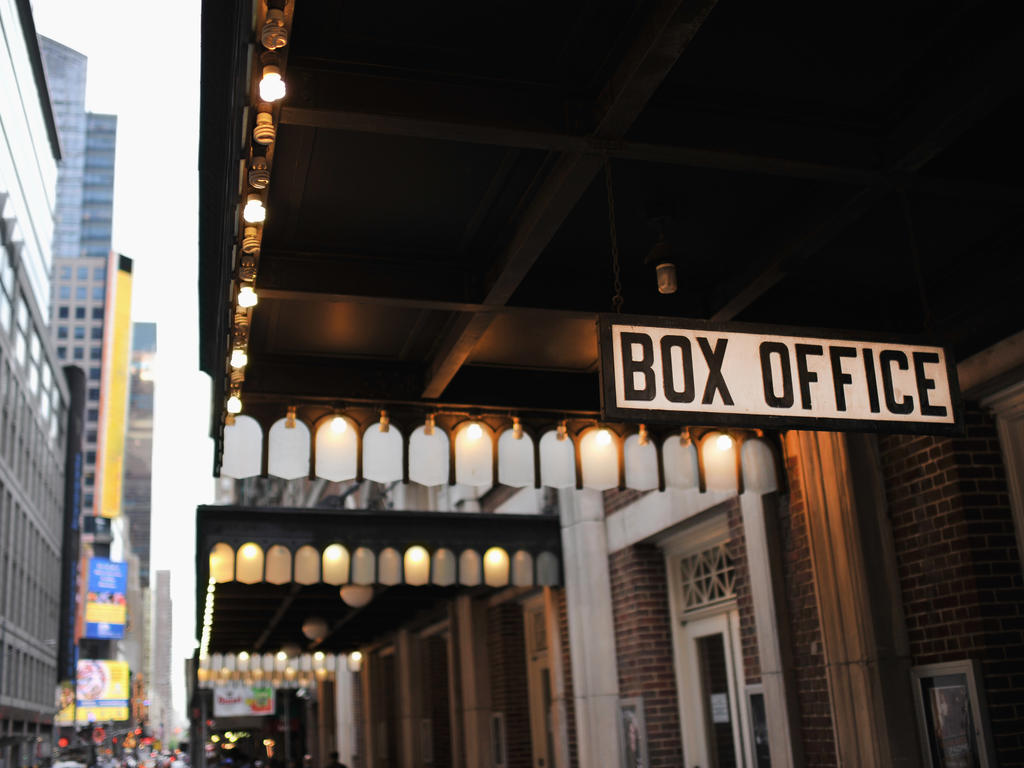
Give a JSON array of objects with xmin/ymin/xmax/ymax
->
[
  {"xmin": 84, "ymin": 558, "xmax": 127, "ymax": 639},
  {"xmin": 55, "ymin": 660, "xmax": 131, "ymax": 724},
  {"xmin": 213, "ymin": 686, "xmax": 275, "ymax": 717}
]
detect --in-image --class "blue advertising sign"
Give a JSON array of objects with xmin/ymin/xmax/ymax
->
[{"xmin": 84, "ymin": 558, "xmax": 128, "ymax": 639}]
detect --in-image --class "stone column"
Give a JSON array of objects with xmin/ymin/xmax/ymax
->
[
  {"xmin": 789, "ymin": 431, "xmax": 921, "ymax": 767},
  {"xmin": 395, "ymin": 629, "xmax": 422, "ymax": 768},
  {"xmin": 557, "ymin": 488, "xmax": 621, "ymax": 767},
  {"xmin": 454, "ymin": 594, "xmax": 492, "ymax": 767}
]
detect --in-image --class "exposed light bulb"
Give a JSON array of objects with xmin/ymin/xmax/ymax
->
[
  {"xmin": 276, "ymin": 651, "xmax": 287, "ymax": 662},
  {"xmin": 237, "ymin": 285, "xmax": 258, "ymax": 308},
  {"xmin": 230, "ymin": 349, "xmax": 248, "ymax": 368},
  {"xmin": 238, "ymin": 652, "xmax": 249, "ymax": 661},
  {"xmin": 407, "ymin": 545, "xmax": 427, "ymax": 563},
  {"xmin": 259, "ymin": 65, "xmax": 286, "ymax": 102},
  {"xmin": 512, "ymin": 417, "xmax": 523, "ymax": 440},
  {"xmin": 248, "ymin": 157, "xmax": 270, "ymax": 189},
  {"xmin": 716, "ymin": 433, "xmax": 734, "ymax": 451},
  {"xmin": 243, "ymin": 194, "xmax": 266, "ymax": 223},
  {"xmin": 596, "ymin": 428, "xmax": 612, "ymax": 446},
  {"xmin": 253, "ymin": 111, "xmax": 276, "ymax": 145},
  {"xmin": 330, "ymin": 415, "xmax": 347, "ymax": 433},
  {"xmin": 466, "ymin": 422, "xmax": 483, "ymax": 440},
  {"xmin": 260, "ymin": 8, "xmax": 288, "ymax": 50},
  {"xmin": 227, "ymin": 394, "xmax": 243, "ymax": 414},
  {"xmin": 241, "ymin": 543, "xmax": 259, "ymax": 559}
]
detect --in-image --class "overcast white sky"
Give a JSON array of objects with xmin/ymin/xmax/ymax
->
[{"xmin": 31, "ymin": 0, "xmax": 212, "ymax": 721}]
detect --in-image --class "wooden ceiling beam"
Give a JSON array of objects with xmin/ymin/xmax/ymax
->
[
  {"xmin": 710, "ymin": 29, "xmax": 1024, "ymax": 322},
  {"xmin": 421, "ymin": 0, "xmax": 721, "ymax": 398}
]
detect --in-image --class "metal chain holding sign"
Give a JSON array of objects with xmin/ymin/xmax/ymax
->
[{"xmin": 604, "ymin": 158, "xmax": 624, "ymax": 313}]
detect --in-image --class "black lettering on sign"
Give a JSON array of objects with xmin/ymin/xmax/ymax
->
[
  {"xmin": 795, "ymin": 344, "xmax": 824, "ymax": 410},
  {"xmin": 661, "ymin": 335, "xmax": 695, "ymax": 403},
  {"xmin": 759, "ymin": 342, "xmax": 794, "ymax": 408},
  {"xmin": 880, "ymin": 350, "xmax": 914, "ymax": 414},
  {"xmin": 621, "ymin": 332, "xmax": 655, "ymax": 401},
  {"xmin": 698, "ymin": 337, "xmax": 734, "ymax": 406},
  {"xmin": 862, "ymin": 348, "xmax": 881, "ymax": 413},
  {"xmin": 829, "ymin": 346, "xmax": 857, "ymax": 412},
  {"xmin": 913, "ymin": 351, "xmax": 947, "ymax": 417}
]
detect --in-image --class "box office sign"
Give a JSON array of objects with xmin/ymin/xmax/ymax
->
[{"xmin": 598, "ymin": 315, "xmax": 962, "ymax": 435}]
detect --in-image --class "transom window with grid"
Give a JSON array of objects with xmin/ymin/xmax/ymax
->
[{"xmin": 678, "ymin": 543, "xmax": 736, "ymax": 613}]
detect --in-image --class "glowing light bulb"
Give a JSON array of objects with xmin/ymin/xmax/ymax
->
[
  {"xmin": 259, "ymin": 65, "xmax": 286, "ymax": 102},
  {"xmin": 324, "ymin": 544, "xmax": 343, "ymax": 562},
  {"xmin": 276, "ymin": 651, "xmax": 287, "ymax": 661},
  {"xmin": 330, "ymin": 415, "xmax": 347, "ymax": 433},
  {"xmin": 237, "ymin": 285, "xmax": 258, "ymax": 308},
  {"xmin": 466, "ymin": 422, "xmax": 483, "ymax": 440},
  {"xmin": 407, "ymin": 545, "xmax": 427, "ymax": 563},
  {"xmin": 242, "ymin": 544, "xmax": 259, "ymax": 559},
  {"xmin": 226, "ymin": 394, "xmax": 243, "ymax": 414},
  {"xmin": 238, "ymin": 651, "xmax": 249, "ymax": 661},
  {"xmin": 596, "ymin": 428, "xmax": 612, "ymax": 446},
  {"xmin": 243, "ymin": 194, "xmax": 266, "ymax": 223},
  {"xmin": 230, "ymin": 349, "xmax": 248, "ymax": 368},
  {"xmin": 716, "ymin": 433, "xmax": 734, "ymax": 451},
  {"xmin": 313, "ymin": 651, "xmax": 324, "ymax": 661}
]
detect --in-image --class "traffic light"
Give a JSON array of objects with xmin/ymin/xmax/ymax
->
[{"xmin": 58, "ymin": 738, "xmax": 69, "ymax": 748}]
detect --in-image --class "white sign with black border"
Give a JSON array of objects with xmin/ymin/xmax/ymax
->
[{"xmin": 598, "ymin": 315, "xmax": 962, "ymax": 435}]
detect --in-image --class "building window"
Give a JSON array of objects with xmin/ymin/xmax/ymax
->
[
  {"xmin": 57, "ymin": 347, "xmax": 66, "ymax": 359},
  {"xmin": 74, "ymin": 327, "xmax": 85, "ymax": 340},
  {"xmin": 88, "ymin": 388, "xmax": 99, "ymax": 401},
  {"xmin": 83, "ymin": 493, "xmax": 93, "ymax": 508},
  {"xmin": 59, "ymin": 286, "xmax": 71, "ymax": 299},
  {"xmin": 75, "ymin": 286, "xmax": 86, "ymax": 300},
  {"xmin": 57, "ymin": 326, "xmax": 68, "ymax": 339},
  {"xmin": 59, "ymin": 266, "xmax": 71, "ymax": 280},
  {"xmin": 58, "ymin": 306, "xmax": 69, "ymax": 319},
  {"xmin": 93, "ymin": 267, "xmax": 106, "ymax": 281},
  {"xmin": 89, "ymin": 348, "xmax": 101, "ymax": 360},
  {"xmin": 91, "ymin": 327, "xmax": 102, "ymax": 340},
  {"xmin": 92, "ymin": 307, "xmax": 103, "ymax": 320},
  {"xmin": 77, "ymin": 267, "xmax": 88, "ymax": 280},
  {"xmin": 75, "ymin": 307, "xmax": 86, "ymax": 319},
  {"xmin": 88, "ymin": 368, "xmax": 100, "ymax": 381},
  {"xmin": 92, "ymin": 286, "xmax": 105, "ymax": 301},
  {"xmin": 73, "ymin": 348, "xmax": 84, "ymax": 361},
  {"xmin": 678, "ymin": 543, "xmax": 736, "ymax": 613},
  {"xmin": 85, "ymin": 451, "xmax": 96, "ymax": 464},
  {"xmin": 87, "ymin": 408, "xmax": 98, "ymax": 421}
]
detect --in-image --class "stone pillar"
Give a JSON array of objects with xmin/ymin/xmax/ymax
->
[
  {"xmin": 543, "ymin": 587, "xmax": 571, "ymax": 768},
  {"xmin": 336, "ymin": 669, "xmax": 356, "ymax": 766},
  {"xmin": 557, "ymin": 488, "xmax": 621, "ymax": 767},
  {"xmin": 789, "ymin": 431, "xmax": 921, "ymax": 767},
  {"xmin": 454, "ymin": 595, "xmax": 492, "ymax": 767},
  {"xmin": 739, "ymin": 492, "xmax": 802, "ymax": 768}
]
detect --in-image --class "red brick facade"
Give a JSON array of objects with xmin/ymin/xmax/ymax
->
[
  {"xmin": 557, "ymin": 588, "xmax": 579, "ymax": 768},
  {"xmin": 608, "ymin": 543, "xmax": 683, "ymax": 767},
  {"xmin": 780, "ymin": 445, "xmax": 837, "ymax": 767},
  {"xmin": 879, "ymin": 407, "xmax": 1024, "ymax": 765},
  {"xmin": 487, "ymin": 602, "xmax": 532, "ymax": 768},
  {"xmin": 727, "ymin": 498, "xmax": 761, "ymax": 685}
]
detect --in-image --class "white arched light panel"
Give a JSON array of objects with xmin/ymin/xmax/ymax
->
[
  {"xmin": 511, "ymin": 550, "xmax": 534, "ymax": 587},
  {"xmin": 536, "ymin": 552, "xmax": 560, "ymax": 586},
  {"xmin": 454, "ymin": 422, "xmax": 494, "ymax": 487},
  {"xmin": 268, "ymin": 418, "xmax": 311, "ymax": 479},
  {"xmin": 579, "ymin": 429, "xmax": 619, "ymax": 490},
  {"xmin": 322, "ymin": 544, "xmax": 350, "ymax": 585},
  {"xmin": 623, "ymin": 433, "xmax": 659, "ymax": 491},
  {"xmin": 236, "ymin": 542, "xmax": 264, "ymax": 584},
  {"xmin": 351, "ymin": 547, "xmax": 376, "ymax": 585},
  {"xmin": 459, "ymin": 549, "xmax": 482, "ymax": 587},
  {"xmin": 404, "ymin": 546, "xmax": 430, "ymax": 586},
  {"xmin": 362, "ymin": 423, "xmax": 403, "ymax": 483},
  {"xmin": 741, "ymin": 438, "xmax": 779, "ymax": 494},
  {"xmin": 702, "ymin": 432, "xmax": 739, "ymax": 492},
  {"xmin": 483, "ymin": 547, "xmax": 510, "ymax": 587},
  {"xmin": 663, "ymin": 435, "xmax": 699, "ymax": 490},
  {"xmin": 497, "ymin": 428, "xmax": 534, "ymax": 487},
  {"xmin": 294, "ymin": 545, "xmax": 320, "ymax": 584},
  {"xmin": 378, "ymin": 547, "xmax": 402, "ymax": 586},
  {"xmin": 209, "ymin": 542, "xmax": 235, "ymax": 583},
  {"xmin": 409, "ymin": 425, "xmax": 450, "ymax": 486},
  {"xmin": 432, "ymin": 548, "xmax": 456, "ymax": 586},
  {"xmin": 539, "ymin": 431, "xmax": 575, "ymax": 488},
  {"xmin": 315, "ymin": 416, "xmax": 358, "ymax": 482},
  {"xmin": 221, "ymin": 415, "xmax": 262, "ymax": 479},
  {"xmin": 265, "ymin": 545, "xmax": 292, "ymax": 584}
]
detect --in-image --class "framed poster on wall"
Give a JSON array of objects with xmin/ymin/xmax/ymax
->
[
  {"xmin": 619, "ymin": 697, "xmax": 648, "ymax": 768},
  {"xmin": 910, "ymin": 660, "xmax": 995, "ymax": 768}
]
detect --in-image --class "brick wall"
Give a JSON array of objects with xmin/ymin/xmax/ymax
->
[
  {"xmin": 487, "ymin": 602, "xmax": 532, "ymax": 768},
  {"xmin": 727, "ymin": 498, "xmax": 760, "ymax": 685},
  {"xmin": 352, "ymin": 671, "xmax": 364, "ymax": 768},
  {"xmin": 780, "ymin": 444, "xmax": 837, "ymax": 767},
  {"xmin": 879, "ymin": 407, "xmax": 1024, "ymax": 765},
  {"xmin": 608, "ymin": 543, "xmax": 683, "ymax": 767},
  {"xmin": 603, "ymin": 488, "xmax": 653, "ymax": 516},
  {"xmin": 557, "ymin": 588, "xmax": 578, "ymax": 768}
]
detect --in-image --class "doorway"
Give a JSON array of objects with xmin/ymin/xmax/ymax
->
[{"xmin": 523, "ymin": 596, "xmax": 556, "ymax": 768}]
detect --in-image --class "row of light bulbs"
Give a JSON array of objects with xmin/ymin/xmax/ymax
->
[{"xmin": 227, "ymin": 2, "xmax": 293, "ymax": 419}]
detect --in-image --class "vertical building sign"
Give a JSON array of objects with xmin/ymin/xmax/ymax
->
[
  {"xmin": 84, "ymin": 557, "xmax": 128, "ymax": 639},
  {"xmin": 95, "ymin": 254, "xmax": 133, "ymax": 517}
]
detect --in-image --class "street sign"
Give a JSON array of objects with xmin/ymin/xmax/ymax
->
[
  {"xmin": 598, "ymin": 315, "xmax": 962, "ymax": 435},
  {"xmin": 92, "ymin": 727, "xmax": 106, "ymax": 745}
]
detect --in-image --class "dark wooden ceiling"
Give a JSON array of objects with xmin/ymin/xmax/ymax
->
[{"xmin": 199, "ymin": 0, "xmax": 1024, "ymax": 453}]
